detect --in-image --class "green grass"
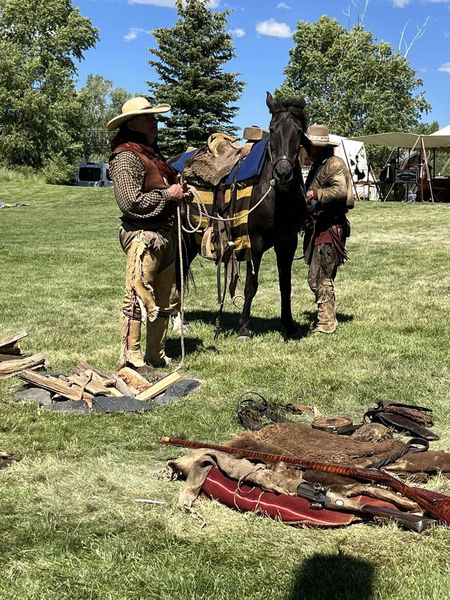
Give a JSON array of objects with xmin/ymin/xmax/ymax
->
[{"xmin": 0, "ymin": 183, "xmax": 449, "ymax": 599}]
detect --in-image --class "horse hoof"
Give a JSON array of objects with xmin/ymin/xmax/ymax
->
[{"xmin": 237, "ymin": 335, "xmax": 252, "ymax": 342}]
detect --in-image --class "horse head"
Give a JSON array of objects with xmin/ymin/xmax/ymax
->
[{"xmin": 266, "ymin": 92, "xmax": 308, "ymax": 189}]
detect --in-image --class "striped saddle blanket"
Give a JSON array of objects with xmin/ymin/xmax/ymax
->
[{"xmin": 172, "ymin": 138, "xmax": 269, "ymax": 262}]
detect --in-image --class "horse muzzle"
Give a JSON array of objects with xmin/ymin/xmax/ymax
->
[{"xmin": 272, "ymin": 156, "xmax": 294, "ymax": 186}]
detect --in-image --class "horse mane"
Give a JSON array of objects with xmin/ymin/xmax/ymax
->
[{"xmin": 271, "ymin": 98, "xmax": 307, "ymax": 129}]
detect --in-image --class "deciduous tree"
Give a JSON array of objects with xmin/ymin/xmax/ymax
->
[
  {"xmin": 0, "ymin": 0, "xmax": 98, "ymax": 174},
  {"xmin": 78, "ymin": 75, "xmax": 132, "ymax": 162},
  {"xmin": 148, "ymin": 0, "xmax": 244, "ymax": 156},
  {"xmin": 277, "ymin": 17, "xmax": 430, "ymax": 167}
]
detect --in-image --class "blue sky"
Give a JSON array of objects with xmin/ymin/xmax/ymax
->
[{"xmin": 74, "ymin": 0, "xmax": 450, "ymax": 132}]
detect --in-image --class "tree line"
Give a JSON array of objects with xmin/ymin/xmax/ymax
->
[{"xmin": 0, "ymin": 0, "xmax": 436, "ymax": 182}]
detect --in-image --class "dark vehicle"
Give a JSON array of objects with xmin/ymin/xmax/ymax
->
[{"xmin": 75, "ymin": 162, "xmax": 112, "ymax": 188}]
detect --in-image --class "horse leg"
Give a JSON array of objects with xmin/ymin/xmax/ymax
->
[
  {"xmin": 238, "ymin": 252, "xmax": 262, "ymax": 340},
  {"xmin": 275, "ymin": 236, "xmax": 298, "ymax": 338}
]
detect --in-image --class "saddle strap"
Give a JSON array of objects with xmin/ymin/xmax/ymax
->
[{"xmin": 364, "ymin": 410, "xmax": 439, "ymax": 441}]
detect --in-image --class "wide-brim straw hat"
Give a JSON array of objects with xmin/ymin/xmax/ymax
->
[
  {"xmin": 306, "ymin": 123, "xmax": 339, "ymax": 147},
  {"xmin": 106, "ymin": 96, "xmax": 171, "ymax": 130}
]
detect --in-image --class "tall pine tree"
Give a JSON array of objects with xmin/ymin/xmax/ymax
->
[{"xmin": 148, "ymin": 0, "xmax": 244, "ymax": 156}]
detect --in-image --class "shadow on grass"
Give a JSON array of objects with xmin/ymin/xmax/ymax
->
[
  {"xmin": 287, "ymin": 552, "xmax": 374, "ymax": 600},
  {"xmin": 302, "ymin": 310, "xmax": 354, "ymax": 326},
  {"xmin": 166, "ymin": 336, "xmax": 213, "ymax": 360},
  {"xmin": 183, "ymin": 309, "xmax": 311, "ymax": 339}
]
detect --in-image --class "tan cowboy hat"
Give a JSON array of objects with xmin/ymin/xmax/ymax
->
[
  {"xmin": 106, "ymin": 96, "xmax": 171, "ymax": 130},
  {"xmin": 306, "ymin": 123, "xmax": 339, "ymax": 147}
]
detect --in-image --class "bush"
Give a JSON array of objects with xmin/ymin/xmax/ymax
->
[{"xmin": 42, "ymin": 154, "xmax": 78, "ymax": 185}]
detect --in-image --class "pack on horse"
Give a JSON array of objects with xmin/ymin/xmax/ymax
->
[{"xmin": 174, "ymin": 92, "xmax": 310, "ymax": 340}]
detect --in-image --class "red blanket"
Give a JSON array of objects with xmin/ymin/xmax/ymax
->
[{"xmin": 202, "ymin": 467, "xmax": 399, "ymax": 527}]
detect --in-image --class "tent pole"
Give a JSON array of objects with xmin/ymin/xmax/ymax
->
[
  {"xmin": 340, "ymin": 141, "xmax": 360, "ymax": 201},
  {"xmin": 421, "ymin": 137, "xmax": 434, "ymax": 203},
  {"xmin": 369, "ymin": 163, "xmax": 381, "ymax": 201}
]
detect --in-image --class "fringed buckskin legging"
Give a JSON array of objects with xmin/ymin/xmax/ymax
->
[{"xmin": 120, "ymin": 228, "xmax": 179, "ymax": 323}]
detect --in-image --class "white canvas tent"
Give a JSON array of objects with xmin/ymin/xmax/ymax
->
[
  {"xmin": 350, "ymin": 128, "xmax": 450, "ymax": 201},
  {"xmin": 350, "ymin": 130, "xmax": 450, "ymax": 151},
  {"xmin": 330, "ymin": 135, "xmax": 377, "ymax": 200}
]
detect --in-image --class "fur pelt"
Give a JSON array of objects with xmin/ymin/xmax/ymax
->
[{"xmin": 226, "ymin": 423, "xmax": 407, "ymax": 469}]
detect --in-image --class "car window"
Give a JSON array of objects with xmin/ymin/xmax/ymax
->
[
  {"xmin": 106, "ymin": 169, "xmax": 112, "ymax": 181},
  {"xmin": 79, "ymin": 167, "xmax": 102, "ymax": 182}
]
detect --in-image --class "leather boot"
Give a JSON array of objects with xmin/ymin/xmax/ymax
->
[
  {"xmin": 312, "ymin": 298, "xmax": 338, "ymax": 334},
  {"xmin": 118, "ymin": 315, "xmax": 145, "ymax": 369},
  {"xmin": 145, "ymin": 316, "xmax": 172, "ymax": 368}
]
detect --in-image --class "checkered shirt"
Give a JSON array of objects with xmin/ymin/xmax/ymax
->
[{"xmin": 109, "ymin": 150, "xmax": 172, "ymax": 221}]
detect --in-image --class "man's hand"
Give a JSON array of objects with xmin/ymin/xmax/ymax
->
[
  {"xmin": 306, "ymin": 189, "xmax": 319, "ymax": 211},
  {"xmin": 167, "ymin": 183, "xmax": 184, "ymax": 200}
]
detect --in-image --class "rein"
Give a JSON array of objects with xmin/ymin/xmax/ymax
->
[{"xmin": 180, "ymin": 177, "xmax": 275, "ymax": 234}]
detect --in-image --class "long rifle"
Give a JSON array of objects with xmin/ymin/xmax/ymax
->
[
  {"xmin": 161, "ymin": 437, "xmax": 450, "ymax": 525},
  {"xmin": 296, "ymin": 482, "xmax": 436, "ymax": 533}
]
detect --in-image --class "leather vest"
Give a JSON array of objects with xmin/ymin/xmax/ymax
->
[{"xmin": 111, "ymin": 143, "xmax": 177, "ymax": 191}]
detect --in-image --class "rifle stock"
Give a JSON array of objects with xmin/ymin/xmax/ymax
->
[
  {"xmin": 296, "ymin": 482, "xmax": 436, "ymax": 533},
  {"xmin": 161, "ymin": 436, "xmax": 450, "ymax": 525}
]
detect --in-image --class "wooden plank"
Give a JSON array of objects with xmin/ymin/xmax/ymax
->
[
  {"xmin": 68, "ymin": 374, "xmax": 110, "ymax": 396},
  {"xmin": 117, "ymin": 367, "xmax": 153, "ymax": 393},
  {"xmin": 0, "ymin": 354, "xmax": 46, "ymax": 379},
  {"xmin": 136, "ymin": 371, "xmax": 182, "ymax": 401},
  {"xmin": 73, "ymin": 362, "xmax": 135, "ymax": 397},
  {"xmin": 19, "ymin": 370, "xmax": 81, "ymax": 401},
  {"xmin": 0, "ymin": 353, "xmax": 30, "ymax": 362},
  {"xmin": 0, "ymin": 331, "xmax": 28, "ymax": 351}
]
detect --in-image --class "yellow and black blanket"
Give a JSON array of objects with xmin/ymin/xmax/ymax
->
[{"xmin": 185, "ymin": 185, "xmax": 253, "ymax": 262}]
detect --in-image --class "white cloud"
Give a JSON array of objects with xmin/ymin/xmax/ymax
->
[
  {"xmin": 277, "ymin": 2, "xmax": 291, "ymax": 8},
  {"xmin": 438, "ymin": 62, "xmax": 450, "ymax": 73},
  {"xmin": 256, "ymin": 18, "xmax": 293, "ymax": 38},
  {"xmin": 129, "ymin": 0, "xmax": 220, "ymax": 7},
  {"xmin": 392, "ymin": 0, "xmax": 411, "ymax": 7},
  {"xmin": 229, "ymin": 28, "xmax": 246, "ymax": 38},
  {"xmin": 124, "ymin": 27, "xmax": 149, "ymax": 42}
]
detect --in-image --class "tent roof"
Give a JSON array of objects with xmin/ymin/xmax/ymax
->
[
  {"xmin": 431, "ymin": 125, "xmax": 450, "ymax": 136},
  {"xmin": 349, "ymin": 132, "xmax": 419, "ymax": 148},
  {"xmin": 350, "ymin": 131, "xmax": 450, "ymax": 151}
]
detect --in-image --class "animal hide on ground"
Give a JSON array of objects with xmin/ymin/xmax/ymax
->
[{"xmin": 226, "ymin": 423, "xmax": 408, "ymax": 469}]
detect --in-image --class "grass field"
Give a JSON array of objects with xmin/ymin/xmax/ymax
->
[{"xmin": 0, "ymin": 182, "xmax": 449, "ymax": 600}]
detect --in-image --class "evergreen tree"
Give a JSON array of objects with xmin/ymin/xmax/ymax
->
[
  {"xmin": 148, "ymin": 0, "xmax": 244, "ymax": 156},
  {"xmin": 0, "ymin": 0, "xmax": 98, "ymax": 173}
]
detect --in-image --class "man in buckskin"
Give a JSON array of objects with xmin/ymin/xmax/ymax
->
[
  {"xmin": 107, "ymin": 97, "xmax": 191, "ymax": 369},
  {"xmin": 303, "ymin": 124, "xmax": 354, "ymax": 334}
]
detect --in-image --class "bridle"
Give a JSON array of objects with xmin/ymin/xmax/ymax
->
[{"xmin": 268, "ymin": 107, "xmax": 304, "ymax": 184}]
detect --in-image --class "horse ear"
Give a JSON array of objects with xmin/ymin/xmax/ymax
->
[{"xmin": 266, "ymin": 92, "xmax": 276, "ymax": 114}]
